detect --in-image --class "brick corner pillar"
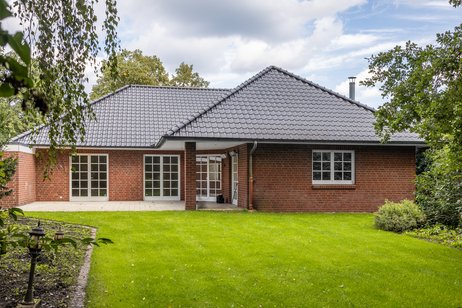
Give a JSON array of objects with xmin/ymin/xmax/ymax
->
[
  {"xmin": 184, "ymin": 142, "xmax": 197, "ymax": 210},
  {"xmin": 237, "ymin": 144, "xmax": 249, "ymax": 209}
]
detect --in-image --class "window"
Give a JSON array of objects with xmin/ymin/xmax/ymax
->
[
  {"xmin": 71, "ymin": 154, "xmax": 108, "ymax": 200},
  {"xmin": 196, "ymin": 155, "xmax": 222, "ymax": 201},
  {"xmin": 312, "ymin": 150, "xmax": 354, "ymax": 185},
  {"xmin": 144, "ymin": 155, "xmax": 180, "ymax": 200}
]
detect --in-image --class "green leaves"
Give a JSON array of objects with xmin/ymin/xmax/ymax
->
[{"xmin": 8, "ymin": 32, "xmax": 31, "ymax": 66}]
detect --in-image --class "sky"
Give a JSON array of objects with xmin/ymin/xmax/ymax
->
[{"xmin": 5, "ymin": 0, "xmax": 462, "ymax": 109}]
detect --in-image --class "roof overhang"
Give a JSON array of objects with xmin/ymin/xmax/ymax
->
[{"xmin": 157, "ymin": 136, "xmax": 427, "ymax": 150}]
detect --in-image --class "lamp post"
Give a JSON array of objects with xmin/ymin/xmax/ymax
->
[{"xmin": 20, "ymin": 221, "xmax": 45, "ymax": 307}]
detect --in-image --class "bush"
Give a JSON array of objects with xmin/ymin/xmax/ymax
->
[
  {"xmin": 375, "ymin": 200, "xmax": 426, "ymax": 232},
  {"xmin": 407, "ymin": 224, "xmax": 462, "ymax": 249}
]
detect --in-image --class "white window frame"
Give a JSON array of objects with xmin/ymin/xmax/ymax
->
[
  {"xmin": 312, "ymin": 150, "xmax": 355, "ymax": 185},
  {"xmin": 143, "ymin": 154, "xmax": 181, "ymax": 201},
  {"xmin": 69, "ymin": 153, "xmax": 109, "ymax": 201}
]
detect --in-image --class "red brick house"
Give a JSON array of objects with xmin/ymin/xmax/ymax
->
[{"xmin": 2, "ymin": 66, "xmax": 423, "ymax": 211}]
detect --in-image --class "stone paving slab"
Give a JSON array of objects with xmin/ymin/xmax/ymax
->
[{"xmin": 19, "ymin": 201, "xmax": 185, "ymax": 212}]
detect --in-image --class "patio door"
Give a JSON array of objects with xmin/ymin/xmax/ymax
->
[
  {"xmin": 70, "ymin": 154, "xmax": 108, "ymax": 201},
  {"xmin": 196, "ymin": 155, "xmax": 222, "ymax": 201},
  {"xmin": 144, "ymin": 155, "xmax": 180, "ymax": 200},
  {"xmin": 231, "ymin": 154, "xmax": 238, "ymax": 205}
]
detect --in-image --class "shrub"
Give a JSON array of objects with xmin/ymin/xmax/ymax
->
[
  {"xmin": 416, "ymin": 147, "xmax": 462, "ymax": 227},
  {"xmin": 407, "ymin": 224, "xmax": 462, "ymax": 249},
  {"xmin": 375, "ymin": 200, "xmax": 426, "ymax": 232}
]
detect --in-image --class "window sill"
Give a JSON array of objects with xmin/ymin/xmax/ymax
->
[{"xmin": 312, "ymin": 184, "xmax": 356, "ymax": 190}]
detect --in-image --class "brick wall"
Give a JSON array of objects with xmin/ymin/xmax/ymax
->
[
  {"xmin": 237, "ymin": 143, "xmax": 249, "ymax": 209},
  {"xmin": 252, "ymin": 144, "xmax": 416, "ymax": 212},
  {"xmin": 35, "ymin": 149, "xmax": 184, "ymax": 202},
  {"xmin": 184, "ymin": 142, "xmax": 196, "ymax": 210},
  {"xmin": 0, "ymin": 151, "xmax": 36, "ymax": 208}
]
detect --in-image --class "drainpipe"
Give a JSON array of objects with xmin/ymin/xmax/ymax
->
[{"xmin": 248, "ymin": 141, "xmax": 258, "ymax": 210}]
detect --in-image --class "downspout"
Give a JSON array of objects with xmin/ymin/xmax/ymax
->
[{"xmin": 248, "ymin": 141, "xmax": 258, "ymax": 210}]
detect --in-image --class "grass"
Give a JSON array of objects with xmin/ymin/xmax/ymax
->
[{"xmin": 29, "ymin": 212, "xmax": 462, "ymax": 307}]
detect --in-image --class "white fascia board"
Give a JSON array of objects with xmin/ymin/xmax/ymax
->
[{"xmin": 4, "ymin": 144, "xmax": 35, "ymax": 154}]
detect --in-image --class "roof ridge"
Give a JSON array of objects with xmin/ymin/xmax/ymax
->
[
  {"xmin": 10, "ymin": 85, "xmax": 133, "ymax": 144},
  {"xmin": 129, "ymin": 84, "xmax": 229, "ymax": 91},
  {"xmin": 164, "ymin": 66, "xmax": 276, "ymax": 140},
  {"xmin": 269, "ymin": 66, "xmax": 376, "ymax": 112}
]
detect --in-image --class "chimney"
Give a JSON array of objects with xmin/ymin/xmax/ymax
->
[{"xmin": 348, "ymin": 76, "xmax": 356, "ymax": 100}]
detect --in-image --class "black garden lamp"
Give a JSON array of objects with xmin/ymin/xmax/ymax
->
[
  {"xmin": 54, "ymin": 227, "xmax": 64, "ymax": 241},
  {"xmin": 21, "ymin": 221, "xmax": 45, "ymax": 307}
]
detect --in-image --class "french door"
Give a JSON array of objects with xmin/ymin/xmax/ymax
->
[
  {"xmin": 144, "ymin": 155, "xmax": 180, "ymax": 200},
  {"xmin": 70, "ymin": 154, "xmax": 108, "ymax": 201},
  {"xmin": 196, "ymin": 155, "xmax": 222, "ymax": 201},
  {"xmin": 231, "ymin": 155, "xmax": 238, "ymax": 205}
]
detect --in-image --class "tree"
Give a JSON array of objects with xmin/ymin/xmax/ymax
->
[
  {"xmin": 362, "ymin": 2, "xmax": 462, "ymax": 226},
  {"xmin": 90, "ymin": 49, "xmax": 170, "ymax": 100},
  {"xmin": 170, "ymin": 62, "xmax": 210, "ymax": 88},
  {"xmin": 90, "ymin": 51, "xmax": 210, "ymax": 100},
  {"xmin": 1, "ymin": 0, "xmax": 119, "ymax": 165}
]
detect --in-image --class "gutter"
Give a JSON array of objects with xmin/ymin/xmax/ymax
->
[{"xmin": 248, "ymin": 141, "xmax": 258, "ymax": 210}]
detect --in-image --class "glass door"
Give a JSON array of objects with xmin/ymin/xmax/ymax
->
[
  {"xmin": 71, "ymin": 154, "xmax": 108, "ymax": 201},
  {"xmin": 196, "ymin": 155, "xmax": 222, "ymax": 201},
  {"xmin": 144, "ymin": 155, "xmax": 180, "ymax": 200}
]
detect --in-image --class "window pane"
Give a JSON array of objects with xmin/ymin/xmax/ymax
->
[
  {"xmin": 153, "ymin": 173, "xmax": 160, "ymax": 180},
  {"xmin": 164, "ymin": 173, "xmax": 170, "ymax": 180},
  {"xmin": 334, "ymin": 172, "xmax": 343, "ymax": 180},
  {"xmin": 80, "ymin": 189, "xmax": 88, "ymax": 197},
  {"xmin": 163, "ymin": 180, "xmax": 170, "ymax": 188},
  {"xmin": 72, "ymin": 156, "xmax": 79, "ymax": 163},
  {"xmin": 100, "ymin": 164, "xmax": 107, "ymax": 172},
  {"xmin": 91, "ymin": 164, "xmax": 98, "ymax": 172},
  {"xmin": 100, "ymin": 181, "xmax": 107, "ymax": 189},
  {"xmin": 313, "ymin": 162, "xmax": 321, "ymax": 171},
  {"xmin": 313, "ymin": 172, "xmax": 321, "ymax": 180},
  {"xmin": 145, "ymin": 156, "xmax": 152, "ymax": 164},
  {"xmin": 313, "ymin": 152, "xmax": 321, "ymax": 161},
  {"xmin": 81, "ymin": 164, "xmax": 88, "ymax": 172},
  {"xmin": 344, "ymin": 153, "xmax": 352, "ymax": 161},
  {"xmin": 80, "ymin": 156, "xmax": 88, "ymax": 163},
  {"xmin": 322, "ymin": 152, "xmax": 331, "ymax": 161},
  {"xmin": 153, "ymin": 189, "xmax": 160, "ymax": 196},
  {"xmin": 72, "ymin": 164, "xmax": 79, "ymax": 172},
  {"xmin": 172, "ymin": 181, "xmax": 178, "ymax": 188},
  {"xmin": 91, "ymin": 172, "xmax": 98, "ymax": 180},
  {"xmin": 153, "ymin": 156, "xmax": 160, "ymax": 164},
  {"xmin": 99, "ymin": 156, "xmax": 107, "ymax": 164},
  {"xmin": 145, "ymin": 189, "xmax": 152, "ymax": 197},
  {"xmin": 146, "ymin": 181, "xmax": 152, "ymax": 188},
  {"xmin": 72, "ymin": 173, "xmax": 79, "ymax": 180},
  {"xmin": 91, "ymin": 189, "xmax": 98, "ymax": 197},
  {"xmin": 72, "ymin": 189, "xmax": 79, "ymax": 196},
  {"xmin": 344, "ymin": 172, "xmax": 352, "ymax": 180},
  {"xmin": 171, "ymin": 157, "xmax": 178, "ymax": 164},
  {"xmin": 91, "ymin": 156, "xmax": 98, "ymax": 163},
  {"xmin": 154, "ymin": 164, "xmax": 160, "ymax": 172},
  {"xmin": 344, "ymin": 162, "xmax": 352, "ymax": 171},
  {"xmin": 146, "ymin": 164, "xmax": 152, "ymax": 172},
  {"xmin": 163, "ymin": 156, "xmax": 170, "ymax": 164},
  {"xmin": 163, "ymin": 189, "xmax": 171, "ymax": 196},
  {"xmin": 172, "ymin": 189, "xmax": 178, "ymax": 196},
  {"xmin": 172, "ymin": 173, "xmax": 178, "ymax": 180},
  {"xmin": 322, "ymin": 162, "xmax": 331, "ymax": 170},
  {"xmin": 99, "ymin": 189, "xmax": 107, "ymax": 197},
  {"xmin": 171, "ymin": 164, "xmax": 178, "ymax": 172},
  {"xmin": 145, "ymin": 173, "xmax": 152, "ymax": 180},
  {"xmin": 153, "ymin": 181, "xmax": 160, "ymax": 189},
  {"xmin": 81, "ymin": 181, "xmax": 88, "ymax": 188},
  {"xmin": 334, "ymin": 162, "xmax": 343, "ymax": 171},
  {"xmin": 164, "ymin": 164, "xmax": 170, "ymax": 172},
  {"xmin": 334, "ymin": 153, "xmax": 343, "ymax": 161},
  {"xmin": 322, "ymin": 172, "xmax": 331, "ymax": 180},
  {"xmin": 81, "ymin": 173, "xmax": 88, "ymax": 180}
]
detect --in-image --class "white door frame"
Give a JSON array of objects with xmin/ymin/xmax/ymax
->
[
  {"xmin": 196, "ymin": 155, "xmax": 222, "ymax": 202},
  {"xmin": 231, "ymin": 154, "xmax": 238, "ymax": 205},
  {"xmin": 143, "ymin": 154, "xmax": 181, "ymax": 201},
  {"xmin": 69, "ymin": 154, "xmax": 109, "ymax": 201}
]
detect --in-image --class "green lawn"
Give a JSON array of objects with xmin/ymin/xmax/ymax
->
[{"xmin": 30, "ymin": 212, "xmax": 462, "ymax": 307}]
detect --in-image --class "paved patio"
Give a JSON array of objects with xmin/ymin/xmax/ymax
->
[
  {"xmin": 18, "ymin": 201, "xmax": 243, "ymax": 212},
  {"xmin": 19, "ymin": 201, "xmax": 185, "ymax": 212}
]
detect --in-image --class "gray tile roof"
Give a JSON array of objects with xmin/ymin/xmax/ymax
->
[
  {"xmin": 12, "ymin": 86, "xmax": 229, "ymax": 147},
  {"xmin": 12, "ymin": 66, "xmax": 423, "ymax": 148},
  {"xmin": 164, "ymin": 66, "xmax": 422, "ymax": 145}
]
